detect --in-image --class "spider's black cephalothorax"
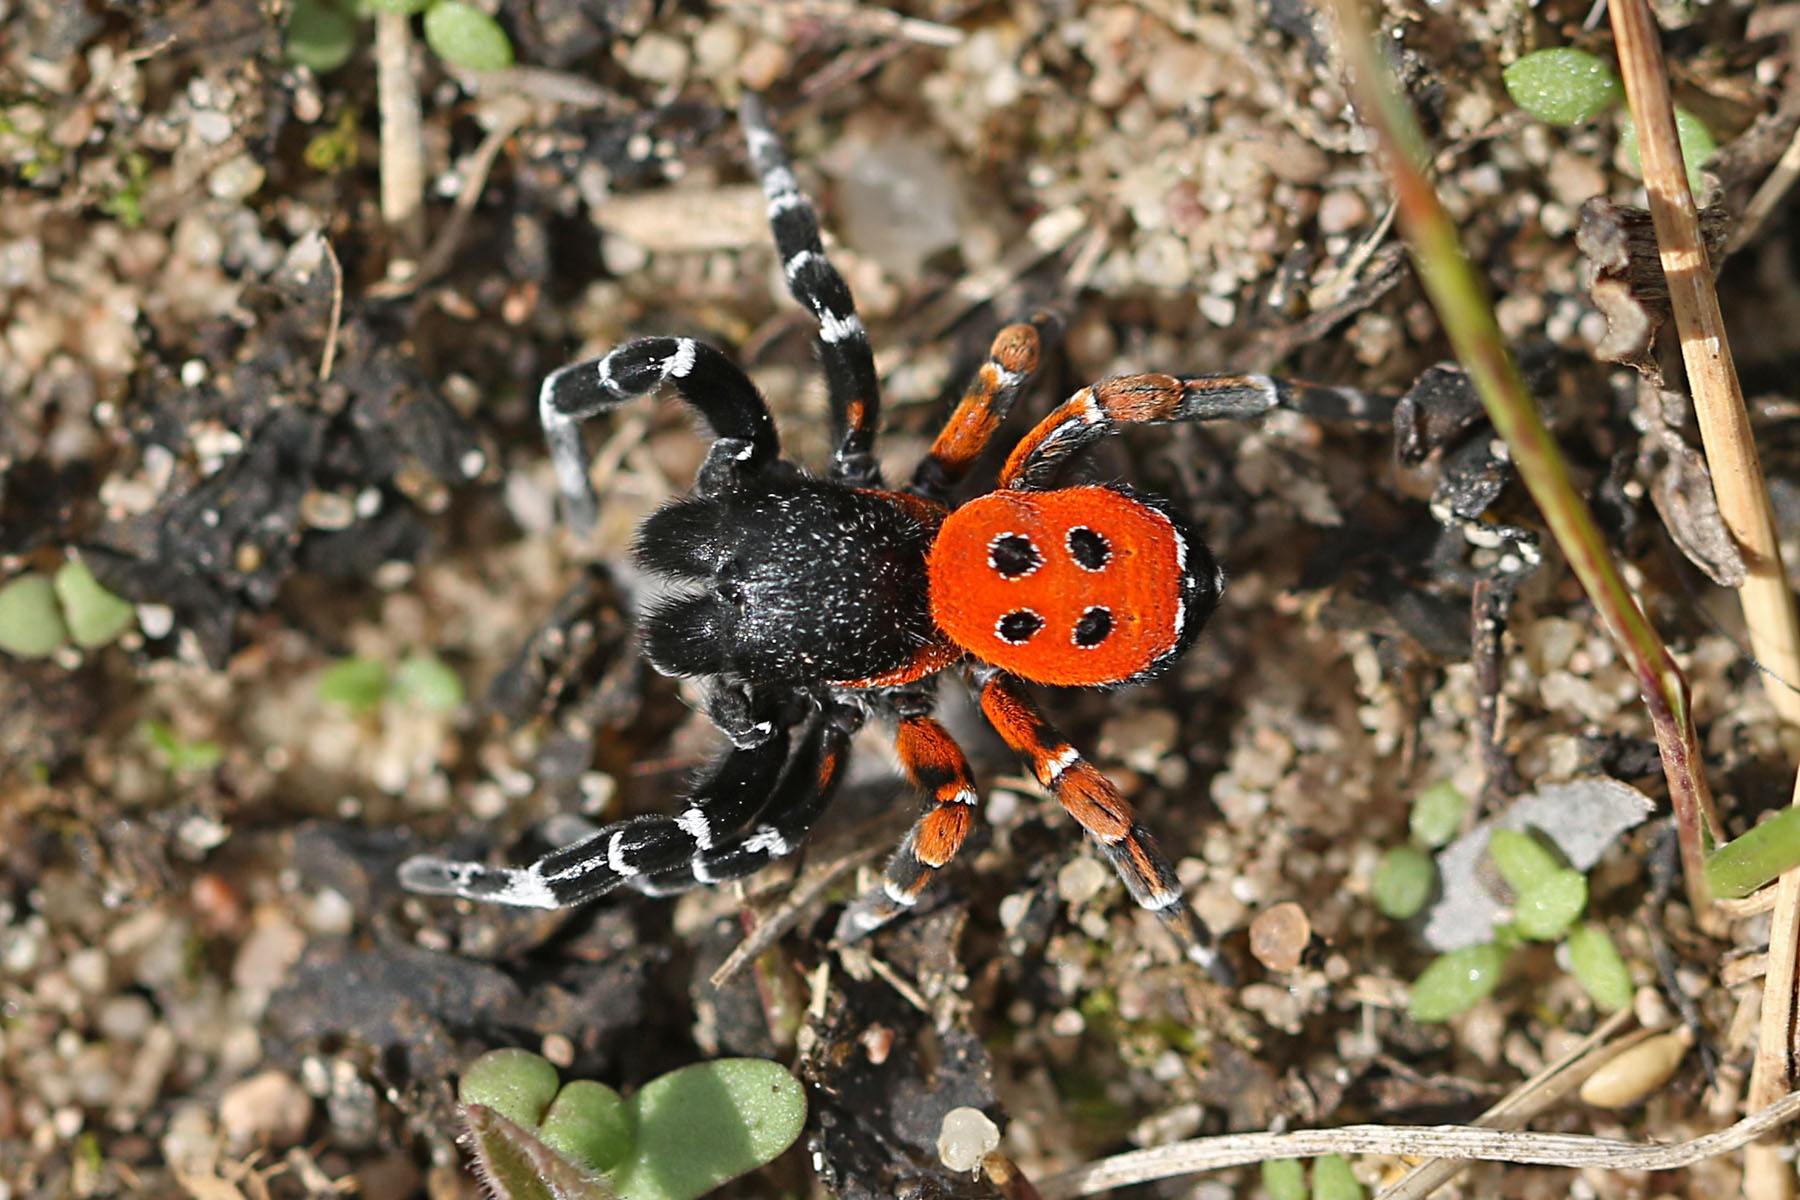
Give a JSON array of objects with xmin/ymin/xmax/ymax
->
[
  {"xmin": 400, "ymin": 95, "xmax": 1413, "ymax": 982},
  {"xmin": 635, "ymin": 476, "xmax": 940, "ymax": 688}
]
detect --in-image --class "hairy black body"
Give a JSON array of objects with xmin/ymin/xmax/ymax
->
[{"xmin": 636, "ymin": 476, "xmax": 938, "ymax": 685}]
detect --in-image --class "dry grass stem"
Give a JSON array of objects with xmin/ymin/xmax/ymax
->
[
  {"xmin": 1035, "ymin": 1089, "xmax": 1800, "ymax": 1198},
  {"xmin": 1607, "ymin": 6, "xmax": 1800, "ymax": 1196},
  {"xmin": 370, "ymin": 94, "xmax": 533, "ymax": 298},
  {"xmin": 728, "ymin": 0, "xmax": 966, "ymax": 46},
  {"xmin": 318, "ymin": 237, "xmax": 344, "ymax": 383},
  {"xmin": 1729, "ymin": 119, "xmax": 1800, "ymax": 255},
  {"xmin": 1607, "ymin": 3, "xmax": 1800, "ymax": 723},
  {"xmin": 376, "ymin": 10, "xmax": 426, "ymax": 269},
  {"xmin": 1376, "ymin": 1008, "xmax": 1637, "ymax": 1200},
  {"xmin": 1323, "ymin": 0, "xmax": 1721, "ymax": 911}
]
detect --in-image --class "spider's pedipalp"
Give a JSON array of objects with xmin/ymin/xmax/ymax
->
[
  {"xmin": 976, "ymin": 670, "xmax": 1232, "ymax": 983},
  {"xmin": 739, "ymin": 94, "xmax": 882, "ymax": 485},
  {"xmin": 540, "ymin": 336, "xmax": 781, "ymax": 525},
  {"xmin": 640, "ymin": 590, "xmax": 737, "ymax": 680}
]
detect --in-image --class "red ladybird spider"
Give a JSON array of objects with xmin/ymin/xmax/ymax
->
[{"xmin": 400, "ymin": 95, "xmax": 1371, "ymax": 981}]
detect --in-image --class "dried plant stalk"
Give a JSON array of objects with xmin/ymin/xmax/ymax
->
[
  {"xmin": 1036, "ymin": 1090, "xmax": 1800, "ymax": 1198},
  {"xmin": 1377, "ymin": 1008, "xmax": 1636, "ymax": 1200},
  {"xmin": 1606, "ymin": 5, "xmax": 1800, "ymax": 1197},
  {"xmin": 1320, "ymin": 0, "xmax": 1720, "ymax": 913}
]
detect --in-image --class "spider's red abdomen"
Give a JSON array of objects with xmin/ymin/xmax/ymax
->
[{"xmin": 928, "ymin": 485, "xmax": 1211, "ymax": 687}]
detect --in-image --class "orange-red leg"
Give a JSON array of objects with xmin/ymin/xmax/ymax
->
[
  {"xmin": 838, "ymin": 715, "xmax": 980, "ymax": 937},
  {"xmin": 999, "ymin": 372, "xmax": 1386, "ymax": 490},
  {"xmin": 976, "ymin": 669, "xmax": 1231, "ymax": 982},
  {"xmin": 910, "ymin": 314, "xmax": 1057, "ymax": 502}
]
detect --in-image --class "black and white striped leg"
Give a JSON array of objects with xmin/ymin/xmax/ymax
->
[
  {"xmin": 1425, "ymin": 434, "xmax": 1541, "ymax": 797},
  {"xmin": 633, "ymin": 703, "xmax": 863, "ymax": 896},
  {"xmin": 739, "ymin": 94, "xmax": 882, "ymax": 486},
  {"xmin": 398, "ymin": 731, "xmax": 792, "ymax": 909},
  {"xmin": 539, "ymin": 335, "xmax": 782, "ymax": 527}
]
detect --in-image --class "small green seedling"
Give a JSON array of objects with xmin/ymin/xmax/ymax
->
[
  {"xmin": 1502, "ymin": 48, "xmax": 1622, "ymax": 126},
  {"xmin": 318, "ymin": 652, "xmax": 463, "ymax": 715},
  {"xmin": 1408, "ymin": 941, "xmax": 1511, "ymax": 1023},
  {"xmin": 457, "ymin": 1050, "xmax": 807, "ymax": 1200},
  {"xmin": 287, "ymin": 0, "xmax": 514, "ymax": 75},
  {"xmin": 1370, "ymin": 781, "xmax": 1466, "ymax": 921},
  {"xmin": 1408, "ymin": 780, "xmax": 1466, "ymax": 849},
  {"xmin": 1371, "ymin": 844, "xmax": 1435, "ymax": 920},
  {"xmin": 0, "ymin": 573, "xmax": 68, "ymax": 659},
  {"xmin": 1260, "ymin": 1153, "xmax": 1366, "ymax": 1200},
  {"xmin": 1564, "ymin": 923, "xmax": 1633, "ymax": 1012},
  {"xmin": 1706, "ymin": 805, "xmax": 1800, "ymax": 900},
  {"xmin": 1404, "ymin": 824, "xmax": 1633, "ymax": 1020},
  {"xmin": 53, "ymin": 561, "xmax": 137, "ymax": 649},
  {"xmin": 0, "ymin": 561, "xmax": 138, "ymax": 660},
  {"xmin": 1487, "ymin": 828, "xmax": 1587, "ymax": 941},
  {"xmin": 1501, "ymin": 45, "xmax": 1716, "ymax": 195},
  {"xmin": 1618, "ymin": 108, "xmax": 1718, "ymax": 196},
  {"xmin": 1262, "ymin": 1158, "xmax": 1307, "ymax": 1200},
  {"xmin": 140, "ymin": 720, "xmax": 226, "ymax": 774}
]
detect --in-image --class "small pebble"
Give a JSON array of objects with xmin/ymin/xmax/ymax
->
[
  {"xmin": 1578, "ymin": 1027, "xmax": 1693, "ymax": 1108},
  {"xmin": 937, "ymin": 1106, "xmax": 1000, "ymax": 1173},
  {"xmin": 1057, "ymin": 856, "xmax": 1110, "ymax": 905},
  {"xmin": 622, "ymin": 31, "xmax": 690, "ymax": 85},
  {"xmin": 737, "ymin": 39, "xmax": 789, "ymax": 91},
  {"xmin": 1248, "ymin": 902, "xmax": 1311, "ymax": 972},
  {"xmin": 218, "ymin": 1070, "xmax": 314, "ymax": 1150},
  {"xmin": 230, "ymin": 912, "xmax": 306, "ymax": 995},
  {"xmin": 206, "ymin": 156, "xmax": 264, "ymax": 201}
]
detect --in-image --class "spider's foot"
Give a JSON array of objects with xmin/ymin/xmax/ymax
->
[
  {"xmin": 398, "ymin": 855, "xmax": 561, "ymax": 909},
  {"xmin": 1159, "ymin": 903, "xmax": 1236, "ymax": 987},
  {"xmin": 833, "ymin": 881, "xmax": 918, "ymax": 944}
]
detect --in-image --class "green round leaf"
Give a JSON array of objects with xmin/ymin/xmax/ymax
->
[
  {"xmin": 1408, "ymin": 942, "xmax": 1509, "ymax": 1023},
  {"xmin": 614, "ymin": 1059, "xmax": 806, "ymax": 1200},
  {"xmin": 355, "ymin": 0, "xmax": 434, "ymax": 13},
  {"xmin": 539, "ymin": 1080, "xmax": 633, "ymax": 1175},
  {"xmin": 1311, "ymin": 1154, "xmax": 1366, "ymax": 1200},
  {"xmin": 53, "ymin": 560, "xmax": 136, "ymax": 649},
  {"xmin": 1513, "ymin": 868, "xmax": 1588, "ymax": 941},
  {"xmin": 394, "ymin": 652, "xmax": 464, "ymax": 712},
  {"xmin": 423, "ymin": 1, "xmax": 515, "ymax": 73},
  {"xmin": 1619, "ymin": 107, "xmax": 1717, "ymax": 195},
  {"xmin": 1503, "ymin": 47, "xmax": 1622, "ymax": 125},
  {"xmin": 1371, "ymin": 845, "xmax": 1435, "ymax": 919},
  {"xmin": 318, "ymin": 656, "xmax": 390, "ymax": 712},
  {"xmin": 459, "ymin": 1049, "xmax": 563, "ymax": 1131},
  {"xmin": 1566, "ymin": 923, "xmax": 1632, "ymax": 1011},
  {"xmin": 0, "ymin": 573, "xmax": 68, "ymax": 659},
  {"xmin": 1487, "ymin": 828, "xmax": 1561, "ymax": 893},
  {"xmin": 459, "ymin": 1103, "xmax": 616, "ymax": 1200},
  {"xmin": 286, "ymin": 0, "xmax": 359, "ymax": 73},
  {"xmin": 1262, "ymin": 1158, "xmax": 1308, "ymax": 1200},
  {"xmin": 1408, "ymin": 781, "xmax": 1466, "ymax": 848}
]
